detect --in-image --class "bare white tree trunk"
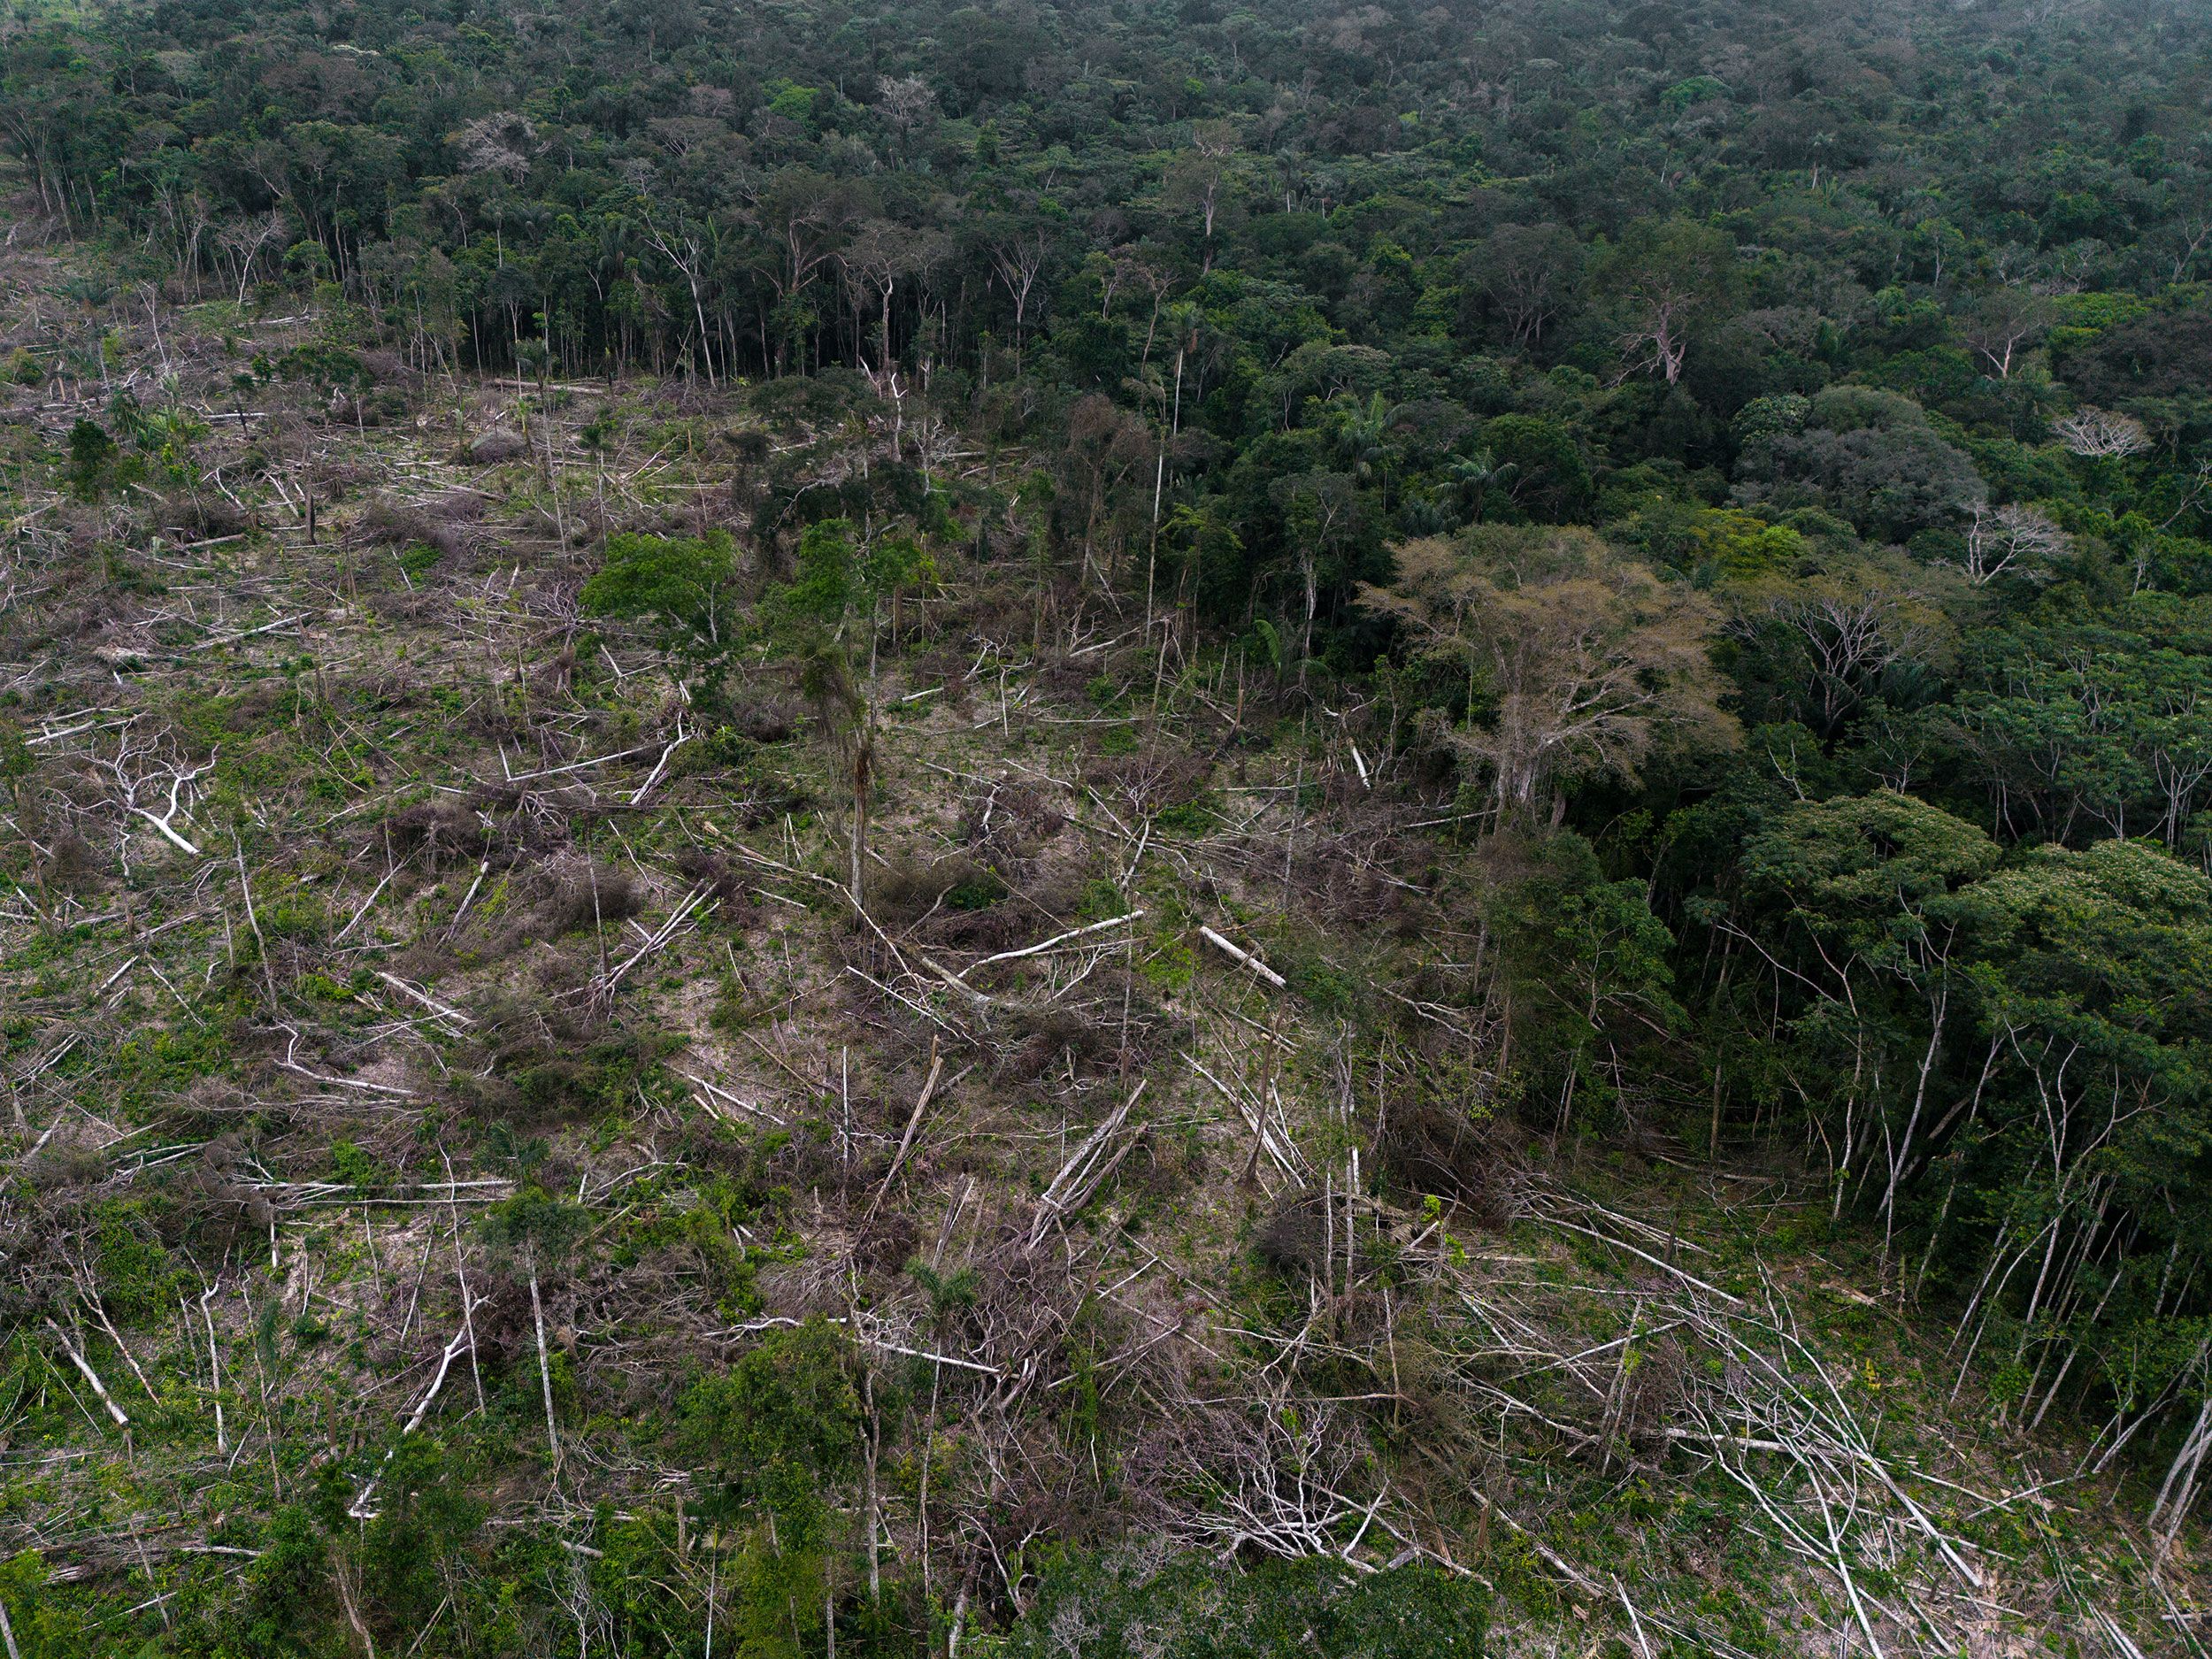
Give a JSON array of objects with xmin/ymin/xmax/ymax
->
[{"xmin": 530, "ymin": 1254, "xmax": 561, "ymax": 1473}]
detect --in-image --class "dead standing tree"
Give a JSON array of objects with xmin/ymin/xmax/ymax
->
[{"xmin": 988, "ymin": 224, "xmax": 1049, "ymax": 375}]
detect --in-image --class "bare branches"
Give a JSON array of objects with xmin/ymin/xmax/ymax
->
[
  {"xmin": 69, "ymin": 718, "xmax": 211, "ymax": 863},
  {"xmin": 629, "ymin": 710, "xmax": 693, "ymax": 807},
  {"xmin": 375, "ymin": 971, "xmax": 472, "ymax": 1030},
  {"xmin": 529, "ymin": 1256, "xmax": 561, "ymax": 1477},
  {"xmin": 2054, "ymin": 407, "xmax": 2152, "ymax": 459},
  {"xmin": 864, "ymin": 1038, "xmax": 944, "ymax": 1228},
  {"xmin": 350, "ymin": 1315, "xmax": 478, "ymax": 1518},
  {"xmin": 1959, "ymin": 503, "xmax": 2067, "ymax": 586},
  {"xmin": 1170, "ymin": 1400, "xmax": 1398, "ymax": 1570},
  {"xmin": 1198, "ymin": 926, "xmax": 1286, "ymax": 988},
  {"xmin": 1029, "ymin": 1080, "xmax": 1146, "ymax": 1248},
  {"xmin": 957, "ymin": 910, "xmax": 1144, "ymax": 982},
  {"xmin": 45, "ymin": 1317, "xmax": 128, "ymax": 1428},
  {"xmin": 1187, "ymin": 1052, "xmax": 1305, "ymax": 1181},
  {"xmin": 1523, "ymin": 1201, "xmax": 1744, "ymax": 1307},
  {"xmin": 589, "ymin": 885, "xmax": 712, "ymax": 1006}
]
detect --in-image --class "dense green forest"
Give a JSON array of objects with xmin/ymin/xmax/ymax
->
[{"xmin": 4, "ymin": 0, "xmax": 2212, "ymax": 1651}]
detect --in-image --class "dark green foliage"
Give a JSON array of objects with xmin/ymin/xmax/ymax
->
[
  {"xmin": 0, "ymin": 1552, "xmax": 89, "ymax": 1657},
  {"xmin": 676, "ymin": 1317, "xmax": 862, "ymax": 1534},
  {"xmin": 1479, "ymin": 416, "xmax": 1592, "ymax": 524},
  {"xmin": 227, "ymin": 1507, "xmax": 335, "ymax": 1658},
  {"xmin": 480, "ymin": 1186, "xmax": 591, "ymax": 1262},
  {"xmin": 1953, "ymin": 595, "xmax": 2212, "ymax": 845},
  {"xmin": 365, "ymin": 1448, "xmax": 485, "ymax": 1614},
  {"xmin": 62, "ymin": 418, "xmax": 117, "ymax": 500},
  {"xmin": 1733, "ymin": 387, "xmax": 1985, "ymax": 543},
  {"xmin": 672, "ymin": 1321, "xmax": 864, "ymax": 1656},
  {"xmin": 1486, "ymin": 833, "xmax": 1683, "ymax": 1136},
  {"xmin": 88, "ymin": 1197, "xmax": 186, "ymax": 1324},
  {"xmin": 265, "ymin": 343, "xmax": 372, "ymax": 404}
]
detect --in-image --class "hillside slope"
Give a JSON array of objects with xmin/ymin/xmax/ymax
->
[{"xmin": 0, "ymin": 211, "xmax": 2203, "ymax": 1656}]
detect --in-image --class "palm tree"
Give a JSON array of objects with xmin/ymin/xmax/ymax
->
[
  {"xmin": 1445, "ymin": 446, "xmax": 1517, "ymax": 525},
  {"xmin": 1326, "ymin": 389, "xmax": 1394, "ymax": 491},
  {"xmin": 904, "ymin": 1258, "xmax": 979, "ymax": 1604}
]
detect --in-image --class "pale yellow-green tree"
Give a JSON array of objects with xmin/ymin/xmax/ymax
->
[{"xmin": 1360, "ymin": 526, "xmax": 1735, "ymax": 826}]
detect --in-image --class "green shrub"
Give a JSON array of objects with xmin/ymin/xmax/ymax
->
[{"xmin": 1006, "ymin": 1549, "xmax": 1486, "ymax": 1658}]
